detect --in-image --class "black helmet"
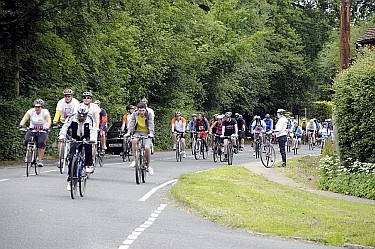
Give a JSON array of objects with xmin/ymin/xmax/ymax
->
[{"xmin": 126, "ymin": 105, "xmax": 135, "ymax": 111}]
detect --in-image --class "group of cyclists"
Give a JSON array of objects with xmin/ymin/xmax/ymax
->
[{"xmin": 18, "ymin": 88, "xmax": 334, "ymax": 190}]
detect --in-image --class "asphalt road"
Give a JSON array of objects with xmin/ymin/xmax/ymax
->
[{"xmin": 0, "ymin": 144, "xmax": 341, "ymax": 249}]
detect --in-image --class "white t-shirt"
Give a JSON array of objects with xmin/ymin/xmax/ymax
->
[
  {"xmin": 275, "ymin": 116, "xmax": 288, "ymax": 137},
  {"xmin": 86, "ymin": 103, "xmax": 101, "ymax": 117},
  {"xmin": 56, "ymin": 98, "xmax": 80, "ymax": 122},
  {"xmin": 27, "ymin": 108, "xmax": 50, "ymax": 130}
]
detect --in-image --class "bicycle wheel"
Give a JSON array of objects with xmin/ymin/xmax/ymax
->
[
  {"xmin": 227, "ymin": 143, "xmax": 233, "ymax": 165},
  {"xmin": 213, "ymin": 144, "xmax": 218, "ymax": 162},
  {"xmin": 141, "ymin": 158, "xmax": 147, "ymax": 183},
  {"xmin": 98, "ymin": 153, "xmax": 104, "ymax": 167},
  {"xmin": 70, "ymin": 157, "xmax": 78, "ymax": 199},
  {"xmin": 58, "ymin": 142, "xmax": 65, "ymax": 174},
  {"xmin": 194, "ymin": 139, "xmax": 201, "ymax": 160},
  {"xmin": 79, "ymin": 163, "xmax": 87, "ymax": 197},
  {"xmin": 293, "ymin": 140, "xmax": 298, "ymax": 155},
  {"xmin": 261, "ymin": 145, "xmax": 276, "ymax": 168},
  {"xmin": 135, "ymin": 153, "xmax": 141, "ymax": 184},
  {"xmin": 175, "ymin": 139, "xmax": 181, "ymax": 162},
  {"xmin": 202, "ymin": 142, "xmax": 207, "ymax": 160},
  {"xmin": 25, "ymin": 146, "xmax": 33, "ymax": 177},
  {"xmin": 255, "ymin": 141, "xmax": 261, "ymax": 159},
  {"xmin": 34, "ymin": 159, "xmax": 40, "ymax": 175}
]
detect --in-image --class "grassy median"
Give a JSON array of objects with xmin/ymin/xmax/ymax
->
[{"xmin": 170, "ymin": 165, "xmax": 375, "ymax": 247}]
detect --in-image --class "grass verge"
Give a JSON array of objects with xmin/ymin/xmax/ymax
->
[{"xmin": 171, "ymin": 166, "xmax": 375, "ymax": 247}]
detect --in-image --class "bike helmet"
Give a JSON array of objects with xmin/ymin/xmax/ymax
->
[
  {"xmin": 238, "ymin": 115, "xmax": 243, "ymax": 119},
  {"xmin": 82, "ymin": 91, "xmax": 93, "ymax": 98},
  {"xmin": 254, "ymin": 115, "xmax": 261, "ymax": 120},
  {"xmin": 235, "ymin": 113, "xmax": 239, "ymax": 118},
  {"xmin": 293, "ymin": 120, "xmax": 298, "ymax": 124},
  {"xmin": 175, "ymin": 111, "xmax": 182, "ymax": 116},
  {"xmin": 94, "ymin": 100, "xmax": 100, "ymax": 105},
  {"xmin": 63, "ymin": 88, "xmax": 74, "ymax": 95},
  {"xmin": 214, "ymin": 114, "xmax": 218, "ymax": 118},
  {"xmin": 33, "ymin": 99, "xmax": 44, "ymax": 106},
  {"xmin": 77, "ymin": 104, "xmax": 89, "ymax": 117},
  {"xmin": 276, "ymin": 109, "xmax": 286, "ymax": 115},
  {"xmin": 192, "ymin": 113, "xmax": 197, "ymax": 117},
  {"xmin": 265, "ymin": 114, "xmax": 270, "ymax": 118},
  {"xmin": 224, "ymin": 112, "xmax": 232, "ymax": 118},
  {"xmin": 217, "ymin": 115, "xmax": 224, "ymax": 119},
  {"xmin": 302, "ymin": 118, "xmax": 306, "ymax": 121},
  {"xmin": 126, "ymin": 105, "xmax": 135, "ymax": 111},
  {"xmin": 140, "ymin": 97, "xmax": 148, "ymax": 104}
]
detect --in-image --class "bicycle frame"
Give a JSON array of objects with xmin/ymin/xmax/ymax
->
[
  {"xmin": 132, "ymin": 135, "xmax": 148, "ymax": 184},
  {"xmin": 68, "ymin": 139, "xmax": 89, "ymax": 199},
  {"xmin": 20, "ymin": 128, "xmax": 45, "ymax": 177}
]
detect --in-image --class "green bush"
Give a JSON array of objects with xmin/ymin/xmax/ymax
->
[
  {"xmin": 333, "ymin": 50, "xmax": 375, "ymax": 164},
  {"xmin": 309, "ymin": 101, "xmax": 333, "ymax": 121}
]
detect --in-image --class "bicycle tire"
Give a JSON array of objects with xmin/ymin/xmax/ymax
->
[
  {"xmin": 191, "ymin": 139, "xmax": 195, "ymax": 155},
  {"xmin": 255, "ymin": 141, "xmax": 261, "ymax": 159},
  {"xmin": 194, "ymin": 139, "xmax": 201, "ymax": 160},
  {"xmin": 135, "ymin": 153, "xmax": 141, "ymax": 184},
  {"xmin": 175, "ymin": 138, "xmax": 180, "ymax": 162},
  {"xmin": 25, "ymin": 146, "xmax": 33, "ymax": 177},
  {"xmin": 141, "ymin": 159, "xmax": 146, "ymax": 183},
  {"xmin": 70, "ymin": 157, "xmax": 78, "ymax": 199},
  {"xmin": 34, "ymin": 160, "xmax": 40, "ymax": 175},
  {"xmin": 213, "ymin": 145, "xmax": 218, "ymax": 162},
  {"xmin": 202, "ymin": 142, "xmax": 207, "ymax": 160},
  {"xmin": 293, "ymin": 139, "xmax": 298, "ymax": 155},
  {"xmin": 58, "ymin": 143, "xmax": 65, "ymax": 174},
  {"xmin": 79, "ymin": 164, "xmax": 87, "ymax": 197},
  {"xmin": 261, "ymin": 145, "xmax": 276, "ymax": 168},
  {"xmin": 227, "ymin": 143, "xmax": 233, "ymax": 165}
]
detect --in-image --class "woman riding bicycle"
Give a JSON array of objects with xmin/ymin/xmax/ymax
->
[{"xmin": 18, "ymin": 99, "xmax": 51, "ymax": 167}]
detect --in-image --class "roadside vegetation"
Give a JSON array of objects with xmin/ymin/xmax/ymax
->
[{"xmin": 171, "ymin": 165, "xmax": 375, "ymax": 247}]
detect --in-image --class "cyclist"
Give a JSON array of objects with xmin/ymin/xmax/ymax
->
[
  {"xmin": 274, "ymin": 109, "xmax": 288, "ymax": 167},
  {"xmin": 263, "ymin": 114, "xmax": 274, "ymax": 131},
  {"xmin": 125, "ymin": 102, "xmax": 155, "ymax": 175},
  {"xmin": 250, "ymin": 115, "xmax": 266, "ymax": 156},
  {"xmin": 211, "ymin": 114, "xmax": 224, "ymax": 152},
  {"xmin": 236, "ymin": 114, "xmax": 246, "ymax": 151},
  {"xmin": 301, "ymin": 118, "xmax": 307, "ymax": 142},
  {"xmin": 290, "ymin": 120, "xmax": 302, "ymax": 149},
  {"xmin": 94, "ymin": 100, "xmax": 108, "ymax": 153},
  {"xmin": 140, "ymin": 97, "xmax": 155, "ymax": 121},
  {"xmin": 306, "ymin": 119, "xmax": 317, "ymax": 146},
  {"xmin": 58, "ymin": 104, "xmax": 97, "ymax": 190},
  {"xmin": 221, "ymin": 112, "xmax": 238, "ymax": 161},
  {"xmin": 194, "ymin": 112, "xmax": 210, "ymax": 152},
  {"xmin": 209, "ymin": 114, "xmax": 218, "ymax": 152},
  {"xmin": 187, "ymin": 113, "xmax": 197, "ymax": 149},
  {"xmin": 18, "ymin": 99, "xmax": 51, "ymax": 167},
  {"xmin": 319, "ymin": 122, "xmax": 333, "ymax": 140},
  {"xmin": 171, "ymin": 111, "xmax": 187, "ymax": 158},
  {"xmin": 81, "ymin": 92, "xmax": 100, "ymax": 158},
  {"xmin": 121, "ymin": 105, "xmax": 135, "ymax": 133},
  {"xmin": 52, "ymin": 88, "xmax": 80, "ymax": 126}
]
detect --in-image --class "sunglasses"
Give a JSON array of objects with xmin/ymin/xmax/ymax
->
[
  {"xmin": 35, "ymin": 106, "xmax": 42, "ymax": 108},
  {"xmin": 83, "ymin": 97, "xmax": 91, "ymax": 99}
]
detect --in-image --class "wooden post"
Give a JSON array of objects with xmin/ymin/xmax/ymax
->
[{"xmin": 340, "ymin": 0, "xmax": 351, "ymax": 71}]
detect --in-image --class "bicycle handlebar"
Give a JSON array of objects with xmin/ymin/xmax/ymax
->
[{"xmin": 19, "ymin": 128, "xmax": 48, "ymax": 133}]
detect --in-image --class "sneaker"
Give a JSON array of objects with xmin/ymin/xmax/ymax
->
[
  {"xmin": 281, "ymin": 162, "xmax": 286, "ymax": 167},
  {"xmin": 37, "ymin": 161, "xmax": 43, "ymax": 167},
  {"xmin": 173, "ymin": 144, "xmax": 176, "ymax": 150},
  {"xmin": 240, "ymin": 147, "xmax": 244, "ymax": 152},
  {"xmin": 85, "ymin": 166, "xmax": 94, "ymax": 173},
  {"xmin": 253, "ymin": 152, "xmax": 256, "ymax": 156},
  {"xmin": 182, "ymin": 151, "xmax": 186, "ymax": 158},
  {"xmin": 66, "ymin": 182, "xmax": 71, "ymax": 191},
  {"xmin": 210, "ymin": 150, "xmax": 213, "ymax": 155},
  {"xmin": 148, "ymin": 167, "xmax": 154, "ymax": 175},
  {"xmin": 130, "ymin": 161, "xmax": 136, "ymax": 168}
]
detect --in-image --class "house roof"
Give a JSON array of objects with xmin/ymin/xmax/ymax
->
[{"xmin": 357, "ymin": 24, "xmax": 375, "ymax": 45}]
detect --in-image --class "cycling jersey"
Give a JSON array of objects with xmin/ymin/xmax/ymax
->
[
  {"xmin": 301, "ymin": 122, "xmax": 307, "ymax": 131},
  {"xmin": 263, "ymin": 118, "xmax": 273, "ymax": 131},
  {"xmin": 27, "ymin": 108, "xmax": 51, "ymax": 130},
  {"xmin": 222, "ymin": 118, "xmax": 237, "ymax": 136},
  {"xmin": 251, "ymin": 120, "xmax": 266, "ymax": 134},
  {"xmin": 98, "ymin": 108, "xmax": 108, "ymax": 130},
  {"xmin": 53, "ymin": 98, "xmax": 80, "ymax": 123},
  {"xmin": 187, "ymin": 120, "xmax": 196, "ymax": 132},
  {"xmin": 306, "ymin": 122, "xmax": 316, "ymax": 132},
  {"xmin": 319, "ymin": 127, "xmax": 332, "ymax": 138},
  {"xmin": 171, "ymin": 117, "xmax": 186, "ymax": 133},
  {"xmin": 237, "ymin": 118, "xmax": 246, "ymax": 131},
  {"xmin": 291, "ymin": 126, "xmax": 302, "ymax": 137}
]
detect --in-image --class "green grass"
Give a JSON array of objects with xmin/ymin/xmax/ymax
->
[
  {"xmin": 171, "ymin": 166, "xmax": 375, "ymax": 247},
  {"xmin": 276, "ymin": 155, "xmax": 322, "ymax": 188}
]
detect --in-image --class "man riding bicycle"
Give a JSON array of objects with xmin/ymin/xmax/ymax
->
[
  {"xmin": 194, "ymin": 112, "xmax": 210, "ymax": 152},
  {"xmin": 94, "ymin": 100, "xmax": 108, "ymax": 153},
  {"xmin": 221, "ymin": 112, "xmax": 238, "ymax": 161},
  {"xmin": 58, "ymin": 104, "xmax": 97, "ymax": 190},
  {"xmin": 171, "ymin": 111, "xmax": 187, "ymax": 158}
]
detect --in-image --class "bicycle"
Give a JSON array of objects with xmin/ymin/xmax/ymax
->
[
  {"xmin": 122, "ymin": 133, "xmax": 132, "ymax": 162},
  {"xmin": 53, "ymin": 125, "xmax": 70, "ymax": 174},
  {"xmin": 222, "ymin": 135, "xmax": 235, "ymax": 165},
  {"xmin": 291, "ymin": 135, "xmax": 300, "ymax": 155},
  {"xmin": 286, "ymin": 132, "xmax": 292, "ymax": 153},
  {"xmin": 190, "ymin": 131, "xmax": 197, "ymax": 155},
  {"xmin": 95, "ymin": 130, "xmax": 105, "ymax": 168},
  {"xmin": 194, "ymin": 131, "xmax": 208, "ymax": 160},
  {"xmin": 307, "ymin": 131, "xmax": 315, "ymax": 150},
  {"xmin": 254, "ymin": 134, "xmax": 262, "ymax": 159},
  {"xmin": 132, "ymin": 134, "xmax": 149, "ymax": 184},
  {"xmin": 20, "ymin": 128, "xmax": 47, "ymax": 177},
  {"xmin": 174, "ymin": 132, "xmax": 184, "ymax": 162},
  {"xmin": 260, "ymin": 131, "xmax": 276, "ymax": 168},
  {"xmin": 320, "ymin": 135, "xmax": 331, "ymax": 154},
  {"xmin": 212, "ymin": 134, "xmax": 224, "ymax": 162},
  {"xmin": 68, "ymin": 139, "xmax": 92, "ymax": 199}
]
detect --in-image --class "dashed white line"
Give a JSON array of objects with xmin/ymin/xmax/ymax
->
[
  {"xmin": 0, "ymin": 179, "xmax": 9, "ymax": 182},
  {"xmin": 118, "ymin": 203, "xmax": 167, "ymax": 249},
  {"xmin": 138, "ymin": 179, "xmax": 177, "ymax": 201}
]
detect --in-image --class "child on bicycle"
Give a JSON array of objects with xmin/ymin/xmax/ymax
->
[{"xmin": 290, "ymin": 121, "xmax": 302, "ymax": 149}]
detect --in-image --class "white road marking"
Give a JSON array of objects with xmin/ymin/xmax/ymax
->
[
  {"xmin": 119, "ymin": 203, "xmax": 167, "ymax": 249},
  {"xmin": 0, "ymin": 179, "xmax": 9, "ymax": 182},
  {"xmin": 138, "ymin": 179, "xmax": 177, "ymax": 201}
]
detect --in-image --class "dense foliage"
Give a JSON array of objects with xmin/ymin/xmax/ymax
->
[
  {"xmin": 0, "ymin": 0, "xmax": 374, "ymax": 160},
  {"xmin": 333, "ymin": 50, "xmax": 375, "ymax": 164}
]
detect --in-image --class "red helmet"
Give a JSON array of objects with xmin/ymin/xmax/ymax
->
[{"xmin": 63, "ymin": 88, "xmax": 74, "ymax": 95}]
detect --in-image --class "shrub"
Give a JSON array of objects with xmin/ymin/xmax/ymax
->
[
  {"xmin": 333, "ymin": 49, "xmax": 375, "ymax": 164},
  {"xmin": 309, "ymin": 101, "xmax": 333, "ymax": 121}
]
